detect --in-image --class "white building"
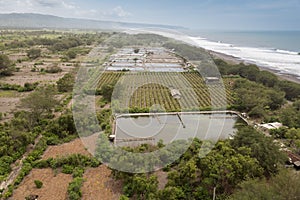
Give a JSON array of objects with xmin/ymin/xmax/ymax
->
[
  {"xmin": 171, "ymin": 89, "xmax": 181, "ymax": 99},
  {"xmin": 258, "ymin": 122, "xmax": 283, "ymax": 130}
]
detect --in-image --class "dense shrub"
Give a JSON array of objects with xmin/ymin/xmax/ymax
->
[
  {"xmin": 57, "ymin": 73, "xmax": 75, "ymax": 92},
  {"xmin": 45, "ymin": 65, "xmax": 62, "ymax": 73},
  {"xmin": 0, "ymin": 54, "xmax": 14, "ymax": 76},
  {"xmin": 27, "ymin": 48, "xmax": 41, "ymax": 59},
  {"xmin": 34, "ymin": 180, "xmax": 43, "ymax": 188}
]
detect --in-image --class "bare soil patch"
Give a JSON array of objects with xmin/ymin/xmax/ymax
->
[
  {"xmin": 154, "ymin": 170, "xmax": 168, "ymax": 190},
  {"xmin": 1, "ymin": 70, "xmax": 68, "ymax": 86},
  {"xmin": 42, "ymin": 138, "xmax": 91, "ymax": 160},
  {"xmin": 0, "ymin": 96, "xmax": 23, "ymax": 121},
  {"xmin": 81, "ymin": 165, "xmax": 122, "ymax": 200},
  {"xmin": 0, "ymin": 97, "xmax": 20, "ymax": 113},
  {"xmin": 11, "ymin": 168, "xmax": 72, "ymax": 200}
]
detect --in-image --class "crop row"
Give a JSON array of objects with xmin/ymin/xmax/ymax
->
[{"xmin": 97, "ymin": 72, "xmax": 234, "ymax": 112}]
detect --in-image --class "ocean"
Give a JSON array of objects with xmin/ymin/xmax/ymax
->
[
  {"xmin": 186, "ymin": 30, "xmax": 300, "ymax": 79},
  {"xmin": 126, "ymin": 29, "xmax": 300, "ymax": 80}
]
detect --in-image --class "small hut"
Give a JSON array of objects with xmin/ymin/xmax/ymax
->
[
  {"xmin": 170, "ymin": 89, "xmax": 181, "ymax": 99},
  {"xmin": 205, "ymin": 77, "xmax": 220, "ymax": 84}
]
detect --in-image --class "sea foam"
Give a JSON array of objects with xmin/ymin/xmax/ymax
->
[
  {"xmin": 125, "ymin": 29, "xmax": 300, "ymax": 79},
  {"xmin": 189, "ymin": 36, "xmax": 300, "ymax": 79}
]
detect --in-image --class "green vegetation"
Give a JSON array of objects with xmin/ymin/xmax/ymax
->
[
  {"xmin": 68, "ymin": 177, "xmax": 84, "ymax": 200},
  {"xmin": 0, "ymin": 82, "xmax": 38, "ymax": 92},
  {"xmin": 215, "ymin": 59, "xmax": 300, "ymax": 100},
  {"xmin": 214, "ymin": 58, "xmax": 300, "ymax": 155},
  {"xmin": 44, "ymin": 110, "xmax": 77, "ymax": 145},
  {"xmin": 99, "ymin": 83, "xmax": 114, "ymax": 102},
  {"xmin": 229, "ymin": 170, "xmax": 300, "ymax": 200},
  {"xmin": 232, "ymin": 79, "xmax": 285, "ymax": 117},
  {"xmin": 57, "ymin": 73, "xmax": 75, "ymax": 92},
  {"xmin": 0, "ymin": 30, "xmax": 299, "ymax": 200},
  {"xmin": 278, "ymin": 99, "xmax": 300, "ymax": 128},
  {"xmin": 66, "ymin": 49, "xmax": 77, "ymax": 59},
  {"xmin": 0, "ymin": 54, "xmax": 14, "ymax": 76},
  {"xmin": 104, "ymin": 33, "xmax": 169, "ymax": 48},
  {"xmin": 0, "ymin": 30, "xmax": 113, "ymax": 199},
  {"xmin": 230, "ymin": 127, "xmax": 286, "ymax": 176},
  {"xmin": 97, "ymin": 72, "xmax": 234, "ymax": 112},
  {"xmin": 106, "ymin": 125, "xmax": 287, "ymax": 199},
  {"xmin": 45, "ymin": 64, "xmax": 62, "ymax": 73},
  {"xmin": 21, "ymin": 85, "xmax": 58, "ymax": 126},
  {"xmin": 27, "ymin": 48, "xmax": 41, "ymax": 59},
  {"xmin": 34, "ymin": 180, "xmax": 43, "ymax": 189}
]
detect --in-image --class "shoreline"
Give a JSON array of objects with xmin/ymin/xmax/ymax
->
[
  {"xmin": 126, "ymin": 29, "xmax": 300, "ymax": 85},
  {"xmin": 209, "ymin": 50, "xmax": 300, "ymax": 84}
]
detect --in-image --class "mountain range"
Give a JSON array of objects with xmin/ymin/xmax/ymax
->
[{"xmin": 0, "ymin": 13, "xmax": 184, "ymax": 30}]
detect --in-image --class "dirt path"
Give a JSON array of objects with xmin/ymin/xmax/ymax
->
[{"xmin": 0, "ymin": 135, "xmax": 42, "ymax": 193}]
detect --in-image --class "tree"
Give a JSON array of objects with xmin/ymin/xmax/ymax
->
[
  {"xmin": 229, "ymin": 170, "xmax": 300, "ymax": 200},
  {"xmin": 158, "ymin": 186, "xmax": 185, "ymax": 200},
  {"xmin": 34, "ymin": 180, "xmax": 43, "ymax": 188},
  {"xmin": 248, "ymin": 105, "xmax": 267, "ymax": 118},
  {"xmin": 277, "ymin": 80, "xmax": 300, "ymax": 100},
  {"xmin": 45, "ymin": 64, "xmax": 62, "ymax": 73},
  {"xmin": 100, "ymin": 84, "xmax": 114, "ymax": 102},
  {"xmin": 123, "ymin": 175, "xmax": 158, "ymax": 199},
  {"xmin": 230, "ymin": 127, "xmax": 287, "ymax": 177},
  {"xmin": 232, "ymin": 79, "xmax": 285, "ymax": 113},
  {"xmin": 167, "ymin": 159, "xmax": 200, "ymax": 194},
  {"xmin": 0, "ymin": 54, "xmax": 14, "ymax": 76},
  {"xmin": 27, "ymin": 48, "xmax": 41, "ymax": 59},
  {"xmin": 199, "ymin": 141, "xmax": 263, "ymax": 195},
  {"xmin": 66, "ymin": 50, "xmax": 77, "ymax": 59},
  {"xmin": 267, "ymin": 90, "xmax": 285, "ymax": 110},
  {"xmin": 57, "ymin": 73, "xmax": 75, "ymax": 92},
  {"xmin": 279, "ymin": 105, "xmax": 300, "ymax": 128},
  {"xmin": 286, "ymin": 128, "xmax": 300, "ymax": 139},
  {"xmin": 20, "ymin": 85, "xmax": 58, "ymax": 123},
  {"xmin": 256, "ymin": 70, "xmax": 278, "ymax": 87},
  {"xmin": 119, "ymin": 195, "xmax": 130, "ymax": 200}
]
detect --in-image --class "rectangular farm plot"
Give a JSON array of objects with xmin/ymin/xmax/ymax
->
[
  {"xmin": 105, "ymin": 47, "xmax": 187, "ymax": 72},
  {"xmin": 12, "ymin": 168, "xmax": 72, "ymax": 200},
  {"xmin": 97, "ymin": 72, "xmax": 234, "ymax": 112}
]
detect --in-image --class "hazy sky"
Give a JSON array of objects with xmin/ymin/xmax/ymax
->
[{"xmin": 0, "ymin": 0, "xmax": 300, "ymax": 30}]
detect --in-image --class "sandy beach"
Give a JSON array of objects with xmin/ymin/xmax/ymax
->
[
  {"xmin": 126, "ymin": 29, "xmax": 300, "ymax": 85},
  {"xmin": 209, "ymin": 50, "xmax": 300, "ymax": 84}
]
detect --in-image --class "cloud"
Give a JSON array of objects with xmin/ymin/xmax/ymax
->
[
  {"xmin": 35, "ymin": 0, "xmax": 60, "ymax": 8},
  {"xmin": 0, "ymin": 1, "xmax": 132, "ymax": 21},
  {"xmin": 61, "ymin": 1, "xmax": 76, "ymax": 9},
  {"xmin": 73, "ymin": 9, "xmax": 98, "ymax": 18},
  {"xmin": 112, "ymin": 6, "xmax": 131, "ymax": 17},
  {"xmin": 34, "ymin": 0, "xmax": 76, "ymax": 9},
  {"xmin": 101, "ymin": 6, "xmax": 131, "ymax": 18}
]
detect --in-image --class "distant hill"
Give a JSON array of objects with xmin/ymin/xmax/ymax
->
[{"xmin": 0, "ymin": 13, "xmax": 185, "ymax": 30}]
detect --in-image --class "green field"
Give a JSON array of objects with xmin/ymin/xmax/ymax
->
[{"xmin": 97, "ymin": 72, "xmax": 234, "ymax": 112}]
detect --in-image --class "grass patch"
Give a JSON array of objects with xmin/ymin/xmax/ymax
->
[{"xmin": 0, "ymin": 90, "xmax": 20, "ymax": 98}]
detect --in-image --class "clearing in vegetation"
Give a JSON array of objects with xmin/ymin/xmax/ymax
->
[
  {"xmin": 12, "ymin": 168, "xmax": 72, "ymax": 200},
  {"xmin": 81, "ymin": 165, "xmax": 122, "ymax": 200},
  {"xmin": 42, "ymin": 138, "xmax": 91, "ymax": 160}
]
